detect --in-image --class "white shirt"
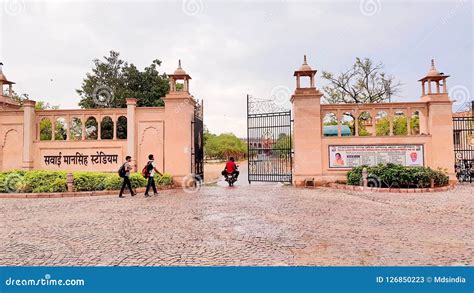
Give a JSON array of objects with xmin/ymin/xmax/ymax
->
[{"xmin": 149, "ymin": 161, "xmax": 156, "ymax": 177}]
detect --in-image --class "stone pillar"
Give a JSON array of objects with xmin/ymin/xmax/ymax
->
[
  {"xmin": 22, "ymin": 100, "xmax": 36, "ymax": 170},
  {"xmin": 163, "ymin": 92, "xmax": 196, "ymax": 186},
  {"xmin": 291, "ymin": 88, "xmax": 324, "ymax": 186},
  {"xmin": 126, "ymin": 98, "xmax": 137, "ymax": 171},
  {"xmin": 427, "ymin": 100, "xmax": 455, "ymax": 180},
  {"xmin": 422, "ymin": 94, "xmax": 455, "ymax": 181},
  {"xmin": 419, "ymin": 110, "xmax": 428, "ymax": 135}
]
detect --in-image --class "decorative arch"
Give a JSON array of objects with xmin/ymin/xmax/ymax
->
[
  {"xmin": 1, "ymin": 129, "xmax": 19, "ymax": 148},
  {"xmin": 101, "ymin": 116, "xmax": 114, "ymax": 139},
  {"xmin": 1, "ymin": 129, "xmax": 22, "ymax": 171},
  {"xmin": 39, "ymin": 117, "xmax": 52, "ymax": 141},
  {"xmin": 138, "ymin": 126, "xmax": 164, "ymax": 173},
  {"xmin": 139, "ymin": 126, "xmax": 159, "ymax": 146},
  {"xmin": 85, "ymin": 116, "xmax": 98, "ymax": 140},
  {"xmin": 116, "ymin": 116, "xmax": 127, "ymax": 139}
]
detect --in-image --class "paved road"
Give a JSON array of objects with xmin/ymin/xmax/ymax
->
[{"xmin": 1, "ymin": 183, "xmax": 473, "ymax": 266}]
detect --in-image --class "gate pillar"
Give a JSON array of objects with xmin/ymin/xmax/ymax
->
[
  {"xmin": 291, "ymin": 56, "xmax": 324, "ymax": 186},
  {"xmin": 163, "ymin": 60, "xmax": 196, "ymax": 186},
  {"xmin": 418, "ymin": 60, "xmax": 455, "ymax": 180}
]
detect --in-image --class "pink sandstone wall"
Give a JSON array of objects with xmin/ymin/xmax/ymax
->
[
  {"xmin": 0, "ymin": 111, "xmax": 24, "ymax": 171},
  {"xmin": 135, "ymin": 107, "xmax": 165, "ymax": 173},
  {"xmin": 0, "ymin": 97, "xmax": 196, "ymax": 186}
]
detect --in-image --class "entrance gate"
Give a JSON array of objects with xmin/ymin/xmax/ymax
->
[
  {"xmin": 247, "ymin": 95, "xmax": 293, "ymax": 183},
  {"xmin": 192, "ymin": 100, "xmax": 204, "ymax": 181},
  {"xmin": 453, "ymin": 101, "xmax": 474, "ymax": 182}
]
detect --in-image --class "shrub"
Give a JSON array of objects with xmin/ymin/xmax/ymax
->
[
  {"xmin": 103, "ymin": 174, "xmax": 148, "ymax": 190},
  {"xmin": 105, "ymin": 173, "xmax": 163, "ymax": 190},
  {"xmin": 155, "ymin": 173, "xmax": 173, "ymax": 186},
  {"xmin": 129, "ymin": 173, "xmax": 148, "ymax": 188},
  {"xmin": 0, "ymin": 171, "xmax": 26, "ymax": 193},
  {"xmin": 22, "ymin": 170, "xmax": 67, "ymax": 193},
  {"xmin": 104, "ymin": 174, "xmax": 123, "ymax": 190},
  {"xmin": 346, "ymin": 163, "xmax": 450, "ymax": 188},
  {"xmin": 0, "ymin": 170, "xmax": 173, "ymax": 193},
  {"xmin": 72, "ymin": 172, "xmax": 109, "ymax": 191}
]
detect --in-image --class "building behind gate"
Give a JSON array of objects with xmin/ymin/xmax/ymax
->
[{"xmin": 0, "ymin": 61, "xmax": 203, "ymax": 185}]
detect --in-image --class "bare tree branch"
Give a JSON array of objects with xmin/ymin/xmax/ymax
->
[{"xmin": 322, "ymin": 58, "xmax": 401, "ymax": 104}]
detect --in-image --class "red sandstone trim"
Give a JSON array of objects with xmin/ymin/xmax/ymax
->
[
  {"xmin": 0, "ymin": 185, "xmax": 175, "ymax": 199},
  {"xmin": 326, "ymin": 183, "xmax": 456, "ymax": 193}
]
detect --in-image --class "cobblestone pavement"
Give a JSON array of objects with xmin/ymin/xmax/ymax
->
[{"xmin": 1, "ymin": 183, "xmax": 473, "ymax": 266}]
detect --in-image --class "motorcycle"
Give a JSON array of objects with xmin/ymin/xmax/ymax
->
[
  {"xmin": 224, "ymin": 165, "xmax": 239, "ymax": 186},
  {"xmin": 225, "ymin": 172, "xmax": 237, "ymax": 186}
]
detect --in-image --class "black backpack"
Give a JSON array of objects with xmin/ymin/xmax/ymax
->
[{"xmin": 118, "ymin": 163, "xmax": 127, "ymax": 178}]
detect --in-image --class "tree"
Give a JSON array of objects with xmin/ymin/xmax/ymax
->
[
  {"xmin": 272, "ymin": 133, "xmax": 292, "ymax": 157},
  {"xmin": 37, "ymin": 101, "xmax": 60, "ymax": 141},
  {"xmin": 374, "ymin": 115, "xmax": 417, "ymax": 136},
  {"xmin": 77, "ymin": 51, "xmax": 169, "ymax": 109},
  {"xmin": 204, "ymin": 133, "xmax": 247, "ymax": 160},
  {"xmin": 321, "ymin": 58, "xmax": 401, "ymax": 104},
  {"xmin": 3, "ymin": 89, "xmax": 29, "ymax": 106},
  {"xmin": 35, "ymin": 101, "xmax": 59, "ymax": 110}
]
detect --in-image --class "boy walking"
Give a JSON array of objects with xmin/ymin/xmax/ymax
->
[
  {"xmin": 119, "ymin": 156, "xmax": 136, "ymax": 198},
  {"xmin": 144, "ymin": 154, "xmax": 162, "ymax": 197}
]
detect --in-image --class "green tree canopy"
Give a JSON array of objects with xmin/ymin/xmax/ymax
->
[
  {"xmin": 204, "ymin": 132, "xmax": 246, "ymax": 160},
  {"xmin": 77, "ymin": 50, "xmax": 169, "ymax": 109}
]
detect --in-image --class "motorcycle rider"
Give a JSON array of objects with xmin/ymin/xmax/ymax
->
[{"xmin": 221, "ymin": 157, "xmax": 239, "ymax": 181}]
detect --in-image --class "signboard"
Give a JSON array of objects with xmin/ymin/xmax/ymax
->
[
  {"xmin": 328, "ymin": 145, "xmax": 424, "ymax": 168},
  {"xmin": 40, "ymin": 150, "xmax": 122, "ymax": 171}
]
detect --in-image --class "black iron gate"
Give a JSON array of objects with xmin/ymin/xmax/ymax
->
[
  {"xmin": 247, "ymin": 95, "xmax": 293, "ymax": 183},
  {"xmin": 453, "ymin": 101, "xmax": 473, "ymax": 182},
  {"xmin": 192, "ymin": 100, "xmax": 204, "ymax": 181}
]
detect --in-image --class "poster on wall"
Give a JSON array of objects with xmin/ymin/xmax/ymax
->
[{"xmin": 328, "ymin": 145, "xmax": 424, "ymax": 168}]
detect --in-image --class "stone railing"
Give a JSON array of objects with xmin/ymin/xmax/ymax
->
[
  {"xmin": 35, "ymin": 108, "xmax": 128, "ymax": 141},
  {"xmin": 320, "ymin": 102, "xmax": 430, "ymax": 137}
]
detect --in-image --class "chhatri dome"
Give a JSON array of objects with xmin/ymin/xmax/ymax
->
[
  {"xmin": 426, "ymin": 59, "xmax": 441, "ymax": 77},
  {"xmin": 173, "ymin": 59, "xmax": 187, "ymax": 76},
  {"xmin": 298, "ymin": 55, "xmax": 313, "ymax": 72}
]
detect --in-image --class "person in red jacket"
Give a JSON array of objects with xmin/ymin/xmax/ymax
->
[{"xmin": 221, "ymin": 157, "xmax": 239, "ymax": 180}]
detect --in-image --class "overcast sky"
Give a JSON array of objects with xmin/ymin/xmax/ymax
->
[{"xmin": 1, "ymin": 0, "xmax": 472, "ymax": 137}]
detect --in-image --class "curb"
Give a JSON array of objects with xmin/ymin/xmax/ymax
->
[
  {"xmin": 0, "ymin": 185, "xmax": 175, "ymax": 199},
  {"xmin": 326, "ymin": 183, "xmax": 456, "ymax": 193}
]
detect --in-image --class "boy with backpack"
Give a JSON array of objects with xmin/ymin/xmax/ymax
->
[
  {"xmin": 118, "ymin": 156, "xmax": 136, "ymax": 198},
  {"xmin": 143, "ymin": 154, "xmax": 163, "ymax": 197}
]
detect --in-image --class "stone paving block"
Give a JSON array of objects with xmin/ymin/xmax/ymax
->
[{"xmin": 0, "ymin": 184, "xmax": 472, "ymax": 266}]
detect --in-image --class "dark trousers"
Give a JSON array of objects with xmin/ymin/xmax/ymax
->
[
  {"xmin": 119, "ymin": 176, "xmax": 133, "ymax": 196},
  {"xmin": 145, "ymin": 177, "xmax": 157, "ymax": 195},
  {"xmin": 222, "ymin": 170, "xmax": 239, "ymax": 179}
]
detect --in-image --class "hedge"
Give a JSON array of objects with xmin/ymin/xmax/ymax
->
[
  {"xmin": 347, "ymin": 163, "xmax": 449, "ymax": 188},
  {"xmin": 0, "ymin": 170, "xmax": 67, "ymax": 193},
  {"xmin": 0, "ymin": 170, "xmax": 173, "ymax": 193}
]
